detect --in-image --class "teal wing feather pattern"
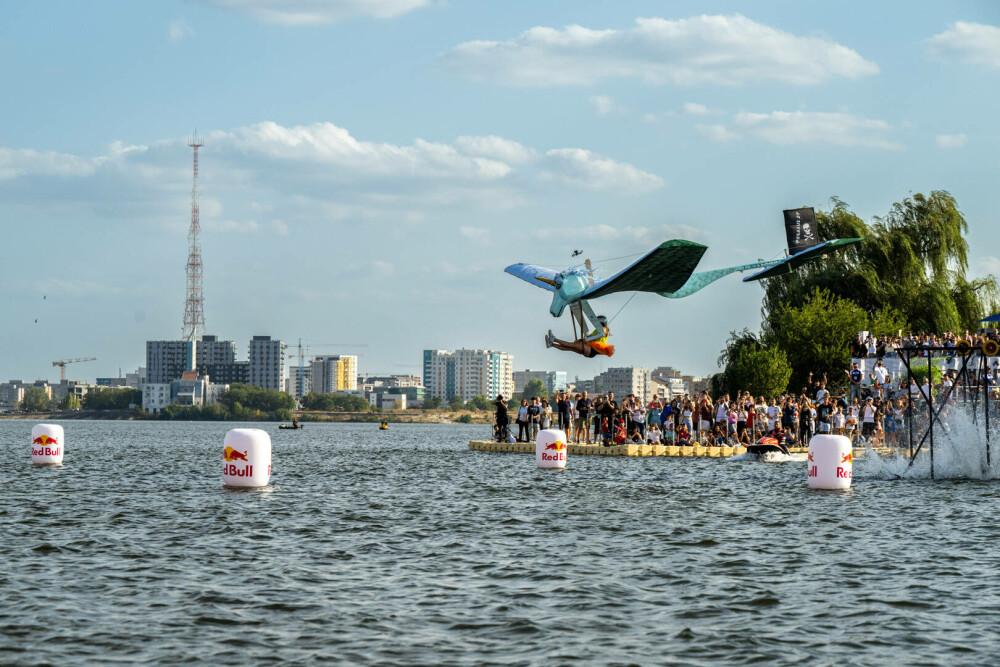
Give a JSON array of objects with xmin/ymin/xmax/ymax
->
[
  {"xmin": 662, "ymin": 261, "xmax": 782, "ymax": 299},
  {"xmin": 580, "ymin": 240, "xmax": 707, "ymax": 300},
  {"xmin": 742, "ymin": 238, "xmax": 863, "ymax": 282}
]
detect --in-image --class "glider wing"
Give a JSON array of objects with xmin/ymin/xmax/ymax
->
[
  {"xmin": 580, "ymin": 239, "xmax": 708, "ymax": 300},
  {"xmin": 742, "ymin": 238, "xmax": 863, "ymax": 282},
  {"xmin": 503, "ymin": 263, "xmax": 560, "ymax": 292}
]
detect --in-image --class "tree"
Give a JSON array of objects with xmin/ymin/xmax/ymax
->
[
  {"xmin": 466, "ymin": 394, "xmax": 493, "ymax": 411},
  {"xmin": 448, "ymin": 395, "xmax": 465, "ymax": 411},
  {"xmin": 83, "ymin": 388, "xmax": 142, "ymax": 410},
  {"xmin": 423, "ymin": 396, "xmax": 443, "ymax": 410},
  {"xmin": 762, "ymin": 192, "xmax": 999, "ymax": 334},
  {"xmin": 714, "ymin": 330, "xmax": 792, "ymax": 400},
  {"xmin": 23, "ymin": 387, "xmax": 50, "ymax": 412},
  {"xmin": 300, "ymin": 392, "xmax": 370, "ymax": 412},
  {"xmin": 520, "ymin": 378, "xmax": 548, "ymax": 402},
  {"xmin": 457, "ymin": 413, "xmax": 474, "ymax": 423}
]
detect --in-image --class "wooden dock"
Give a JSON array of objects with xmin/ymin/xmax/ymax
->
[{"xmin": 469, "ymin": 441, "xmax": 893, "ymax": 458}]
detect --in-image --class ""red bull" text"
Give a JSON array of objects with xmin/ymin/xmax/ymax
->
[{"xmin": 32, "ymin": 446, "xmax": 61, "ymax": 457}]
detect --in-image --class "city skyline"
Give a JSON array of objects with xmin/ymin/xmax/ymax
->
[{"xmin": 2, "ymin": 1, "xmax": 997, "ymax": 384}]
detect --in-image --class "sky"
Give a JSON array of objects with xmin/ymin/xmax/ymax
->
[{"xmin": 1, "ymin": 0, "xmax": 999, "ymax": 385}]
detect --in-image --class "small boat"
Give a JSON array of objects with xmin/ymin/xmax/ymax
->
[
  {"xmin": 279, "ymin": 420, "xmax": 303, "ymax": 430},
  {"xmin": 379, "ymin": 421, "xmax": 389, "ymax": 431},
  {"xmin": 746, "ymin": 435, "xmax": 790, "ymax": 457}
]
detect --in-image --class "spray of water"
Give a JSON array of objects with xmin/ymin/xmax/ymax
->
[{"xmin": 862, "ymin": 405, "xmax": 1000, "ymax": 480}]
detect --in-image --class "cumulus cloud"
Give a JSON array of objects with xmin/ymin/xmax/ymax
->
[
  {"xmin": 936, "ymin": 134, "xmax": 967, "ymax": 149},
  {"xmin": 927, "ymin": 21, "xmax": 1000, "ymax": 70},
  {"xmin": 683, "ymin": 102, "xmax": 710, "ymax": 116},
  {"xmin": 590, "ymin": 95, "xmax": 625, "ymax": 116},
  {"xmin": 459, "ymin": 226, "xmax": 491, "ymax": 245},
  {"xmin": 696, "ymin": 124, "xmax": 741, "ymax": 142},
  {"xmin": 168, "ymin": 19, "xmax": 194, "ymax": 42},
  {"xmin": 541, "ymin": 148, "xmax": 663, "ymax": 194},
  {"xmin": 198, "ymin": 0, "xmax": 429, "ymax": 25},
  {"xmin": 0, "ymin": 122, "xmax": 663, "ymax": 232},
  {"xmin": 529, "ymin": 223, "xmax": 704, "ymax": 244},
  {"xmin": 440, "ymin": 14, "xmax": 878, "ymax": 86},
  {"xmin": 705, "ymin": 110, "xmax": 903, "ymax": 149}
]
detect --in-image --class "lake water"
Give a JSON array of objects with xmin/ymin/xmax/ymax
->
[{"xmin": 3, "ymin": 419, "xmax": 1000, "ymax": 665}]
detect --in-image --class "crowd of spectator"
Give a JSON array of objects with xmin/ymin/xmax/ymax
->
[{"xmin": 492, "ymin": 329, "xmax": 1000, "ymax": 448}]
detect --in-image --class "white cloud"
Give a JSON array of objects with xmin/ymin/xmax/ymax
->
[
  {"xmin": 199, "ymin": 0, "xmax": 429, "ymax": 25},
  {"xmin": 168, "ymin": 19, "xmax": 194, "ymax": 42},
  {"xmin": 936, "ymin": 133, "xmax": 967, "ymax": 149},
  {"xmin": 683, "ymin": 102, "xmax": 710, "ymax": 116},
  {"xmin": 590, "ymin": 95, "xmax": 625, "ymax": 116},
  {"xmin": 529, "ymin": 223, "xmax": 704, "ymax": 244},
  {"xmin": 696, "ymin": 124, "xmax": 741, "ymax": 142},
  {"xmin": 441, "ymin": 14, "xmax": 878, "ymax": 86},
  {"xmin": 541, "ymin": 148, "xmax": 663, "ymax": 194},
  {"xmin": 977, "ymin": 256, "xmax": 1000, "ymax": 278},
  {"xmin": 0, "ymin": 122, "xmax": 663, "ymax": 231},
  {"xmin": 730, "ymin": 110, "xmax": 902, "ymax": 149},
  {"xmin": 927, "ymin": 21, "xmax": 1000, "ymax": 70}
]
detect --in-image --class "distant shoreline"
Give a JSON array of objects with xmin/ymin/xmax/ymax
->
[{"xmin": 0, "ymin": 410, "xmax": 493, "ymax": 424}]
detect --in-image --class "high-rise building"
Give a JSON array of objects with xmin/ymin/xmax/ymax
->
[
  {"xmin": 423, "ymin": 349, "xmax": 514, "ymax": 403},
  {"xmin": 594, "ymin": 367, "xmax": 652, "ymax": 403},
  {"xmin": 310, "ymin": 355, "xmax": 357, "ymax": 394},
  {"xmin": 146, "ymin": 341, "xmax": 190, "ymax": 384},
  {"xmin": 249, "ymin": 336, "xmax": 286, "ymax": 392},
  {"xmin": 513, "ymin": 369, "xmax": 567, "ymax": 395},
  {"xmin": 288, "ymin": 365, "xmax": 312, "ymax": 399},
  {"xmin": 148, "ymin": 335, "xmax": 240, "ymax": 384}
]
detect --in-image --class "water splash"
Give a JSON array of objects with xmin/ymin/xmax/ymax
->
[{"xmin": 861, "ymin": 407, "xmax": 1000, "ymax": 480}]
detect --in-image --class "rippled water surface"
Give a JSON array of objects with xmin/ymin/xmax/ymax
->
[{"xmin": 4, "ymin": 420, "xmax": 1000, "ymax": 665}]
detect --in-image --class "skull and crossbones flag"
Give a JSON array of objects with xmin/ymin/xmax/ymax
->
[{"xmin": 783, "ymin": 207, "xmax": 818, "ymax": 256}]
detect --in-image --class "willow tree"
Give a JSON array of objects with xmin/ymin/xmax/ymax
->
[{"xmin": 761, "ymin": 191, "xmax": 998, "ymax": 334}]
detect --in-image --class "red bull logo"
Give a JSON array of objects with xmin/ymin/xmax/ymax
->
[
  {"xmin": 33, "ymin": 435, "xmax": 58, "ymax": 446},
  {"xmin": 841, "ymin": 452, "xmax": 853, "ymax": 464},
  {"xmin": 540, "ymin": 439, "xmax": 566, "ymax": 462},
  {"xmin": 224, "ymin": 446, "xmax": 249, "ymax": 462},
  {"xmin": 544, "ymin": 440, "xmax": 566, "ymax": 451},
  {"xmin": 807, "ymin": 452, "xmax": 814, "ymax": 463}
]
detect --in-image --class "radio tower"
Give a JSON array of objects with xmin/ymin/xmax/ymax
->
[{"xmin": 182, "ymin": 133, "xmax": 205, "ymax": 344}]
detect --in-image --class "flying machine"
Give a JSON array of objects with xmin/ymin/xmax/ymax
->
[{"xmin": 504, "ymin": 207, "xmax": 862, "ymax": 357}]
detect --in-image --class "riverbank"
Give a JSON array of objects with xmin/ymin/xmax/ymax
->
[{"xmin": 0, "ymin": 409, "xmax": 494, "ymax": 424}]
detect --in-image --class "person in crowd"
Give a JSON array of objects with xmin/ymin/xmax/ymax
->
[
  {"xmin": 527, "ymin": 396, "xmax": 541, "ymax": 440},
  {"xmin": 847, "ymin": 362, "xmax": 863, "ymax": 401},
  {"xmin": 556, "ymin": 391, "xmax": 572, "ymax": 440},
  {"xmin": 647, "ymin": 399, "xmax": 661, "ymax": 435},
  {"xmin": 861, "ymin": 397, "xmax": 878, "ymax": 443},
  {"xmin": 681, "ymin": 400, "xmax": 694, "ymax": 435},
  {"xmin": 516, "ymin": 399, "xmax": 530, "ymax": 443},
  {"xmin": 816, "ymin": 395, "xmax": 833, "ymax": 435},
  {"xmin": 676, "ymin": 423, "xmax": 692, "ymax": 445},
  {"xmin": 647, "ymin": 422, "xmax": 661, "ymax": 445},
  {"xmin": 540, "ymin": 398, "xmax": 552, "ymax": 430},
  {"xmin": 574, "ymin": 392, "xmax": 591, "ymax": 444},
  {"xmin": 632, "ymin": 400, "xmax": 647, "ymax": 440},
  {"xmin": 493, "ymin": 395, "xmax": 509, "ymax": 443},
  {"xmin": 766, "ymin": 398, "xmax": 781, "ymax": 433},
  {"xmin": 847, "ymin": 398, "xmax": 860, "ymax": 441},
  {"xmin": 699, "ymin": 393, "xmax": 714, "ymax": 441},
  {"xmin": 737, "ymin": 401, "xmax": 749, "ymax": 440},
  {"xmin": 832, "ymin": 404, "xmax": 846, "ymax": 436}
]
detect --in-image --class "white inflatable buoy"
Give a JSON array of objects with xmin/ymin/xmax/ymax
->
[
  {"xmin": 31, "ymin": 423, "xmax": 64, "ymax": 465},
  {"xmin": 807, "ymin": 434, "xmax": 852, "ymax": 489},
  {"xmin": 223, "ymin": 428, "xmax": 271, "ymax": 488},
  {"xmin": 536, "ymin": 429, "xmax": 568, "ymax": 469}
]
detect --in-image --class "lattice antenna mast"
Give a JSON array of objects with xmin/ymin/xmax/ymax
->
[{"xmin": 182, "ymin": 133, "xmax": 205, "ymax": 342}]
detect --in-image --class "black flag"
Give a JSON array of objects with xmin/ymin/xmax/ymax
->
[{"xmin": 783, "ymin": 207, "xmax": 818, "ymax": 256}]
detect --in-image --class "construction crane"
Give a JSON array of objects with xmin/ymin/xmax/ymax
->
[{"xmin": 52, "ymin": 357, "xmax": 96, "ymax": 381}]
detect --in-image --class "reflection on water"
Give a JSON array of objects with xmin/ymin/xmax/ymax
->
[{"xmin": 2, "ymin": 419, "xmax": 1000, "ymax": 664}]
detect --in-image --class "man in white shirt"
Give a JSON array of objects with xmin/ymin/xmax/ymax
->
[
  {"xmin": 766, "ymin": 400, "xmax": 781, "ymax": 432},
  {"xmin": 861, "ymin": 398, "xmax": 877, "ymax": 440}
]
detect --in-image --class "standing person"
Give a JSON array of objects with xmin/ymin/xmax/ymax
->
[
  {"xmin": 632, "ymin": 401, "xmax": 647, "ymax": 440},
  {"xmin": 766, "ymin": 398, "xmax": 782, "ymax": 433},
  {"xmin": 847, "ymin": 362, "xmax": 863, "ymax": 402},
  {"xmin": 816, "ymin": 395, "xmax": 833, "ymax": 435},
  {"xmin": 556, "ymin": 391, "xmax": 572, "ymax": 439},
  {"xmin": 527, "ymin": 397, "xmax": 541, "ymax": 441},
  {"xmin": 681, "ymin": 400, "xmax": 694, "ymax": 435},
  {"xmin": 516, "ymin": 399, "xmax": 530, "ymax": 443},
  {"xmin": 699, "ymin": 394, "xmax": 713, "ymax": 442},
  {"xmin": 647, "ymin": 399, "xmax": 661, "ymax": 436},
  {"xmin": 861, "ymin": 398, "xmax": 878, "ymax": 443},
  {"xmin": 540, "ymin": 398, "xmax": 552, "ymax": 430},
  {"xmin": 599, "ymin": 394, "xmax": 617, "ymax": 445},
  {"xmin": 493, "ymin": 395, "xmax": 509, "ymax": 443},
  {"xmin": 575, "ymin": 392, "xmax": 592, "ymax": 444}
]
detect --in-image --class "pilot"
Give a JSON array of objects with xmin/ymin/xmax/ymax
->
[{"xmin": 546, "ymin": 315, "xmax": 615, "ymax": 358}]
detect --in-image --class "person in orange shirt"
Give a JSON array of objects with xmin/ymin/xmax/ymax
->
[{"xmin": 546, "ymin": 315, "xmax": 614, "ymax": 358}]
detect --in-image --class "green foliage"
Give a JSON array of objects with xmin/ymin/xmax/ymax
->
[
  {"xmin": 519, "ymin": 378, "xmax": 548, "ymax": 401},
  {"xmin": 762, "ymin": 192, "xmax": 999, "ymax": 334},
  {"xmin": 448, "ymin": 395, "xmax": 465, "ymax": 411},
  {"xmin": 22, "ymin": 387, "xmax": 50, "ymax": 412},
  {"xmin": 83, "ymin": 388, "xmax": 142, "ymax": 410},
  {"xmin": 423, "ymin": 396, "xmax": 443, "ymax": 410},
  {"xmin": 906, "ymin": 361, "xmax": 945, "ymax": 387},
  {"xmin": 764, "ymin": 288, "xmax": 868, "ymax": 391},
  {"xmin": 300, "ymin": 392, "xmax": 371, "ymax": 412},
  {"xmin": 220, "ymin": 383, "xmax": 295, "ymax": 413},
  {"xmin": 457, "ymin": 413, "xmax": 474, "ymax": 423},
  {"xmin": 466, "ymin": 394, "xmax": 493, "ymax": 411},
  {"xmin": 58, "ymin": 393, "xmax": 80, "ymax": 410},
  {"xmin": 714, "ymin": 329, "xmax": 792, "ymax": 400}
]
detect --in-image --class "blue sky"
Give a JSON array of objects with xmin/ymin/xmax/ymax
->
[{"xmin": 1, "ymin": 0, "xmax": 998, "ymax": 384}]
